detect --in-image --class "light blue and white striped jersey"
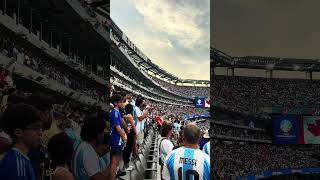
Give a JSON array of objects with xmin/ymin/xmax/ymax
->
[
  {"xmin": 73, "ymin": 142, "xmax": 106, "ymax": 180},
  {"xmin": 202, "ymin": 142, "xmax": 210, "ymax": 156},
  {"xmin": 162, "ymin": 146, "xmax": 210, "ymax": 180}
]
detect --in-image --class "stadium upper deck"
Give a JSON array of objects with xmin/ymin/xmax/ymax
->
[
  {"xmin": 0, "ymin": 0, "xmax": 210, "ymax": 107},
  {"xmin": 211, "ymin": 47, "xmax": 320, "ymax": 79}
]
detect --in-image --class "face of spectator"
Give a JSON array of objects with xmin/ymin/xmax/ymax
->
[
  {"xmin": 114, "ymin": 100, "xmax": 124, "ymax": 109},
  {"xmin": 15, "ymin": 121, "xmax": 42, "ymax": 149},
  {"xmin": 96, "ymin": 131, "xmax": 105, "ymax": 146},
  {"xmin": 40, "ymin": 109, "xmax": 53, "ymax": 131}
]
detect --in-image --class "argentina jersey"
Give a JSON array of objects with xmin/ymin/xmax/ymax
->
[
  {"xmin": 0, "ymin": 148, "xmax": 36, "ymax": 180},
  {"xmin": 162, "ymin": 147, "xmax": 210, "ymax": 180},
  {"xmin": 203, "ymin": 142, "xmax": 210, "ymax": 156}
]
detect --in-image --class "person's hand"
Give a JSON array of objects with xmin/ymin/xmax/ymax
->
[{"xmin": 122, "ymin": 134, "xmax": 127, "ymax": 144}]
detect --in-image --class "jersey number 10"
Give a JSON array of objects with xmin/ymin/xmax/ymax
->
[{"xmin": 178, "ymin": 167, "xmax": 200, "ymax": 180}]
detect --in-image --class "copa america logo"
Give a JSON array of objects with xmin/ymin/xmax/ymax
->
[
  {"xmin": 197, "ymin": 99, "xmax": 202, "ymax": 105},
  {"xmin": 280, "ymin": 119, "xmax": 292, "ymax": 133}
]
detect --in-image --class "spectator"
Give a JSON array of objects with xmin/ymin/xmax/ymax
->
[
  {"xmin": 202, "ymin": 141, "xmax": 210, "ymax": 156},
  {"xmin": 162, "ymin": 123, "xmax": 210, "ymax": 180},
  {"xmin": 73, "ymin": 116, "xmax": 109, "ymax": 180},
  {"xmin": 47, "ymin": 132, "xmax": 74, "ymax": 180},
  {"xmin": 134, "ymin": 98, "xmax": 148, "ymax": 147},
  {"xmin": 199, "ymin": 129, "xmax": 210, "ymax": 150},
  {"xmin": 109, "ymin": 94, "xmax": 127, "ymax": 180},
  {"xmin": 27, "ymin": 93, "xmax": 55, "ymax": 180},
  {"xmin": 121, "ymin": 104, "xmax": 137, "ymax": 171},
  {"xmin": 0, "ymin": 104, "xmax": 42, "ymax": 180},
  {"xmin": 159, "ymin": 121, "xmax": 174, "ymax": 179}
]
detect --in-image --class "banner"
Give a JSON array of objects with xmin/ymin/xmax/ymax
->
[
  {"xmin": 303, "ymin": 116, "xmax": 320, "ymax": 144},
  {"xmin": 272, "ymin": 114, "xmax": 300, "ymax": 144}
]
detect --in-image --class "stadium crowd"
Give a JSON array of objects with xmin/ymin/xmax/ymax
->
[
  {"xmin": 211, "ymin": 123, "xmax": 271, "ymax": 141},
  {"xmin": 0, "ymin": 36, "xmax": 108, "ymax": 103},
  {"xmin": 0, "ymin": 61, "xmax": 211, "ymax": 180},
  {"xmin": 212, "ymin": 75, "xmax": 320, "ymax": 113},
  {"xmin": 153, "ymin": 77, "xmax": 209, "ymax": 98},
  {"xmin": 111, "ymin": 73, "xmax": 191, "ymax": 103},
  {"xmin": 0, "ymin": 2, "xmax": 211, "ymax": 180},
  {"xmin": 211, "ymin": 141, "xmax": 320, "ymax": 179}
]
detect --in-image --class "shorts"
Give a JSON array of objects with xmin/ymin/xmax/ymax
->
[
  {"xmin": 111, "ymin": 146, "xmax": 123, "ymax": 156},
  {"xmin": 137, "ymin": 132, "xmax": 144, "ymax": 145}
]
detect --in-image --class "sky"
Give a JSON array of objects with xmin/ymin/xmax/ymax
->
[
  {"xmin": 111, "ymin": 0, "xmax": 210, "ymax": 80},
  {"xmin": 212, "ymin": 0, "xmax": 320, "ymax": 59}
]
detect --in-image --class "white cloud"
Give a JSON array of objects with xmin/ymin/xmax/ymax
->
[
  {"xmin": 132, "ymin": 0, "xmax": 209, "ymax": 49},
  {"xmin": 112, "ymin": 0, "xmax": 210, "ymax": 80}
]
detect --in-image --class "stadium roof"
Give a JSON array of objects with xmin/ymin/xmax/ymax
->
[
  {"xmin": 211, "ymin": 47, "xmax": 320, "ymax": 72},
  {"xmin": 95, "ymin": 5, "xmax": 209, "ymax": 85}
]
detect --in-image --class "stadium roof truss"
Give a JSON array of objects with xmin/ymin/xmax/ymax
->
[
  {"xmin": 211, "ymin": 47, "xmax": 320, "ymax": 72},
  {"xmin": 106, "ymin": 19, "xmax": 209, "ymax": 85}
]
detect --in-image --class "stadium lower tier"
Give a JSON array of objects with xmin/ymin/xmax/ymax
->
[{"xmin": 211, "ymin": 140, "xmax": 320, "ymax": 179}]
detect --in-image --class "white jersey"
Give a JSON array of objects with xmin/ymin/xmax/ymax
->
[
  {"xmin": 160, "ymin": 138, "xmax": 174, "ymax": 163},
  {"xmin": 162, "ymin": 147, "xmax": 210, "ymax": 180},
  {"xmin": 135, "ymin": 106, "xmax": 145, "ymax": 133},
  {"xmin": 202, "ymin": 142, "xmax": 210, "ymax": 156}
]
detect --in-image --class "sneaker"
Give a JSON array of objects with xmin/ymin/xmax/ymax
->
[
  {"xmin": 117, "ymin": 177, "xmax": 124, "ymax": 180},
  {"xmin": 117, "ymin": 170, "xmax": 126, "ymax": 177}
]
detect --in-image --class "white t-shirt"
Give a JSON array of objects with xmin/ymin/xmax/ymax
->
[
  {"xmin": 160, "ymin": 138, "xmax": 174, "ymax": 164},
  {"xmin": 135, "ymin": 106, "xmax": 145, "ymax": 133},
  {"xmin": 73, "ymin": 142, "xmax": 106, "ymax": 180}
]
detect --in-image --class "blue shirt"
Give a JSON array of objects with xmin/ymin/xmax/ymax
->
[
  {"xmin": 0, "ymin": 148, "xmax": 36, "ymax": 180},
  {"xmin": 110, "ymin": 108, "xmax": 123, "ymax": 147}
]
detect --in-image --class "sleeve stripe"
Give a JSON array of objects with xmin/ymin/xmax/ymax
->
[{"xmin": 16, "ymin": 156, "xmax": 20, "ymax": 176}]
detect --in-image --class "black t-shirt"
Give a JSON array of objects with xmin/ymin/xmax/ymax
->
[{"xmin": 28, "ymin": 141, "xmax": 53, "ymax": 180}]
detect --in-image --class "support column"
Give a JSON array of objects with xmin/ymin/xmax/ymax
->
[
  {"xmin": 40, "ymin": 21, "xmax": 43, "ymax": 41},
  {"xmin": 16, "ymin": 0, "xmax": 20, "ymax": 25},
  {"xmin": 90, "ymin": 56, "xmax": 93, "ymax": 73},
  {"xmin": 29, "ymin": 8, "xmax": 33, "ymax": 33},
  {"xmin": 59, "ymin": 33, "xmax": 62, "ymax": 53},
  {"xmin": 3, "ymin": 0, "xmax": 6, "ymax": 15},
  {"xmin": 50, "ymin": 25, "xmax": 53, "ymax": 48},
  {"xmin": 68, "ymin": 38, "xmax": 71, "ymax": 59},
  {"xmin": 76, "ymin": 48, "xmax": 79, "ymax": 63}
]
